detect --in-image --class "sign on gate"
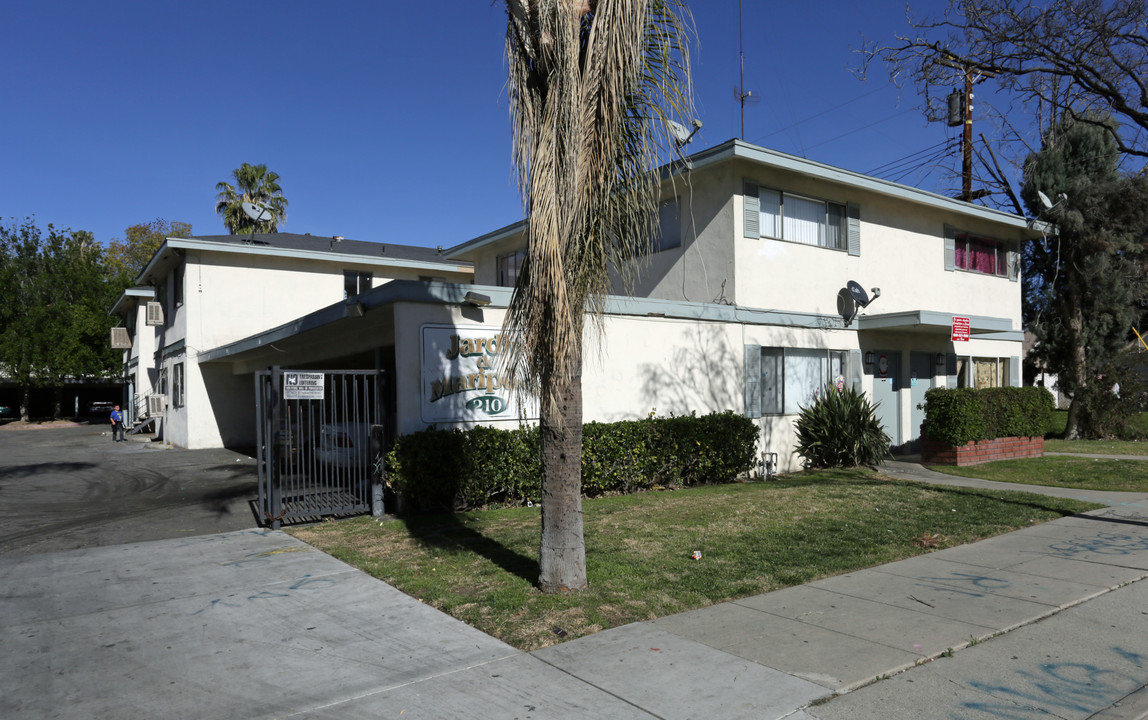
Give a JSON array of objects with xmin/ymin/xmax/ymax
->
[{"xmin": 283, "ymin": 371, "xmax": 325, "ymax": 400}]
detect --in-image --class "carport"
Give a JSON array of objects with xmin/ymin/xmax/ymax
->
[{"xmin": 196, "ymin": 281, "xmax": 513, "ymax": 525}]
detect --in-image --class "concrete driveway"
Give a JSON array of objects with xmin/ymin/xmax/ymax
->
[{"xmin": 0, "ymin": 424, "xmax": 261, "ymax": 556}]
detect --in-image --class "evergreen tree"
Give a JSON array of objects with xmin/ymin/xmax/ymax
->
[{"xmin": 1021, "ymin": 115, "xmax": 1148, "ymax": 439}]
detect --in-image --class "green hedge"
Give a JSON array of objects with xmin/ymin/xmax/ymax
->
[
  {"xmin": 920, "ymin": 387, "xmax": 1053, "ymax": 446},
  {"xmin": 387, "ymin": 411, "xmax": 759, "ymax": 512}
]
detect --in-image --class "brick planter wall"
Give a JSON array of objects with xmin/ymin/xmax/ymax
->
[{"xmin": 920, "ymin": 436, "xmax": 1044, "ymax": 467}]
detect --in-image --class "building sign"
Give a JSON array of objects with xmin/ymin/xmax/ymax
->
[
  {"xmin": 952, "ymin": 316, "xmax": 971, "ymax": 342},
  {"xmin": 420, "ymin": 324, "xmax": 538, "ymax": 423},
  {"xmin": 283, "ymin": 371, "xmax": 324, "ymax": 400}
]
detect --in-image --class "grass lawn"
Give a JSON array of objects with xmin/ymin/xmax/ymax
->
[
  {"xmin": 289, "ymin": 469, "xmax": 1097, "ymax": 651},
  {"xmin": 1045, "ymin": 411, "xmax": 1148, "ymax": 456},
  {"xmin": 929, "ymin": 455, "xmax": 1148, "ymax": 492}
]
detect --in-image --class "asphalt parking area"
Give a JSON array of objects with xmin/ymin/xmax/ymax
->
[{"xmin": 0, "ymin": 424, "xmax": 260, "ymax": 556}]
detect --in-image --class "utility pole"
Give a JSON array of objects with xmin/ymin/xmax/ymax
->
[{"xmin": 940, "ymin": 53, "xmax": 996, "ymax": 201}]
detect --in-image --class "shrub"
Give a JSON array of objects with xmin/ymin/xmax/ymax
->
[
  {"xmin": 387, "ymin": 411, "xmax": 759, "ymax": 512},
  {"xmin": 793, "ymin": 387, "xmax": 890, "ymax": 468},
  {"xmin": 920, "ymin": 386, "xmax": 1053, "ymax": 445}
]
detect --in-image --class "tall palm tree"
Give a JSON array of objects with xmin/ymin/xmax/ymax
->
[
  {"xmin": 502, "ymin": 0, "xmax": 693, "ymax": 592},
  {"xmin": 215, "ymin": 163, "xmax": 288, "ymax": 234}
]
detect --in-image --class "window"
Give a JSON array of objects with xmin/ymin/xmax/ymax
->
[
  {"xmin": 650, "ymin": 198, "xmax": 682, "ymax": 253},
  {"xmin": 496, "ymin": 250, "xmax": 526, "ymax": 287},
  {"xmin": 955, "ymin": 233, "xmax": 1007, "ymax": 276},
  {"xmin": 343, "ymin": 270, "xmax": 372, "ymax": 299},
  {"xmin": 173, "ymin": 266, "xmax": 184, "ymax": 308},
  {"xmin": 952, "ymin": 356, "xmax": 1013, "ymax": 389},
  {"xmin": 156, "ymin": 281, "xmax": 170, "ymax": 326},
  {"xmin": 761, "ymin": 348, "xmax": 848, "ymax": 414},
  {"xmin": 758, "ymin": 188, "xmax": 847, "ymax": 250},
  {"xmin": 172, "ymin": 363, "xmax": 185, "ymax": 408}
]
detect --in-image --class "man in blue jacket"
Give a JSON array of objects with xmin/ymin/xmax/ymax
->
[{"xmin": 110, "ymin": 405, "xmax": 125, "ymax": 442}]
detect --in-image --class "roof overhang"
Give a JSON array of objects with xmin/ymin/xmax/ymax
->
[
  {"xmin": 110, "ymin": 286, "xmax": 155, "ymax": 316},
  {"xmin": 136, "ymin": 237, "xmax": 472, "ymax": 286},
  {"xmin": 858, "ymin": 310, "xmax": 1023, "ymax": 341},
  {"xmin": 442, "ymin": 221, "xmax": 526, "ymax": 261}
]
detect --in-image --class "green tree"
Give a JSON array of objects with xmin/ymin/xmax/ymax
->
[
  {"xmin": 106, "ymin": 219, "xmax": 192, "ymax": 282},
  {"xmin": 215, "ymin": 163, "xmax": 287, "ymax": 234},
  {"xmin": 1021, "ymin": 114, "xmax": 1148, "ymax": 439},
  {"xmin": 501, "ymin": 0, "xmax": 694, "ymax": 592},
  {"xmin": 0, "ymin": 220, "xmax": 122, "ymax": 420}
]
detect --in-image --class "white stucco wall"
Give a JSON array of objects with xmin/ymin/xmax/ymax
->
[{"xmin": 731, "ymin": 160, "xmax": 1025, "ymax": 329}]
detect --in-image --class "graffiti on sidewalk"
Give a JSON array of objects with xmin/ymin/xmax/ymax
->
[
  {"xmin": 1047, "ymin": 531, "xmax": 1148, "ymax": 558},
  {"xmin": 912, "ymin": 571, "xmax": 1012, "ymax": 598},
  {"xmin": 955, "ymin": 647, "xmax": 1146, "ymax": 719},
  {"xmin": 191, "ymin": 573, "xmax": 339, "ymax": 615}
]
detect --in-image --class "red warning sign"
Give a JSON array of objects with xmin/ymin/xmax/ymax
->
[{"xmin": 952, "ymin": 316, "xmax": 971, "ymax": 342}]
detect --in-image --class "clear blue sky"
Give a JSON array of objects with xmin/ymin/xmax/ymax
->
[{"xmin": 3, "ymin": 1, "xmax": 995, "ymax": 250}]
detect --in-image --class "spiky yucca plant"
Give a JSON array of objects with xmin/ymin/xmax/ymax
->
[{"xmin": 793, "ymin": 387, "xmax": 891, "ymax": 469}]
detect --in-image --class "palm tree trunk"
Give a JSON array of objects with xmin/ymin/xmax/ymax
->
[{"xmin": 538, "ymin": 347, "xmax": 587, "ymax": 593}]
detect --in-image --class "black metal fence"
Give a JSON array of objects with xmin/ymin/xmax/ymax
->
[{"xmin": 255, "ymin": 367, "xmax": 385, "ymax": 528}]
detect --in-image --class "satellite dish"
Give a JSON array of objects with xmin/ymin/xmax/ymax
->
[
  {"xmin": 241, "ymin": 201, "xmax": 273, "ymax": 223},
  {"xmin": 666, "ymin": 118, "xmax": 702, "ymax": 147},
  {"xmin": 1037, "ymin": 191, "xmax": 1053, "ymax": 210},
  {"xmin": 847, "ymin": 280, "xmax": 871, "ymax": 308},
  {"xmin": 837, "ymin": 288, "xmax": 857, "ymax": 322}
]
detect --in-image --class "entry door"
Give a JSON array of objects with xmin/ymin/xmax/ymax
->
[
  {"xmin": 908, "ymin": 352, "xmax": 936, "ymax": 451},
  {"xmin": 871, "ymin": 350, "xmax": 901, "ymax": 450}
]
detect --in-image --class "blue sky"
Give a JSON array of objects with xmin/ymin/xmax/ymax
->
[{"xmin": 3, "ymin": 1, "xmax": 997, "ymax": 250}]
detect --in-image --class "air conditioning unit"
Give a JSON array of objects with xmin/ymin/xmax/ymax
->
[
  {"xmin": 146, "ymin": 302, "xmax": 164, "ymax": 326},
  {"xmin": 147, "ymin": 395, "xmax": 166, "ymax": 416},
  {"xmin": 110, "ymin": 327, "xmax": 132, "ymax": 349}
]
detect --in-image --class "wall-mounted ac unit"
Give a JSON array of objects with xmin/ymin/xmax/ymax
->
[
  {"xmin": 146, "ymin": 302, "xmax": 164, "ymax": 326},
  {"xmin": 110, "ymin": 327, "xmax": 132, "ymax": 349},
  {"xmin": 147, "ymin": 395, "xmax": 166, "ymax": 416}
]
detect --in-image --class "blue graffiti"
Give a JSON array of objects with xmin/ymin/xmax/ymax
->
[
  {"xmin": 1047, "ymin": 532, "xmax": 1148, "ymax": 558},
  {"xmin": 954, "ymin": 648, "xmax": 1145, "ymax": 719}
]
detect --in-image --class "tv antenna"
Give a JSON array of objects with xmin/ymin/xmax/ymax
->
[
  {"xmin": 241, "ymin": 201, "xmax": 273, "ymax": 243},
  {"xmin": 734, "ymin": 0, "xmax": 758, "ymax": 139}
]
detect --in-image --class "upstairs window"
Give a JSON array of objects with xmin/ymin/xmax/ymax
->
[
  {"xmin": 649, "ymin": 198, "xmax": 682, "ymax": 253},
  {"xmin": 954, "ymin": 233, "xmax": 1007, "ymax": 276},
  {"xmin": 343, "ymin": 270, "xmax": 373, "ymax": 299},
  {"xmin": 173, "ymin": 266, "xmax": 184, "ymax": 308},
  {"xmin": 758, "ymin": 188, "xmax": 847, "ymax": 251},
  {"xmin": 496, "ymin": 250, "xmax": 526, "ymax": 287}
]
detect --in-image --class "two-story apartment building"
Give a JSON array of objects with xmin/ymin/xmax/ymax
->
[
  {"xmin": 180, "ymin": 139, "xmax": 1035, "ymax": 471},
  {"xmin": 110, "ymin": 233, "xmax": 473, "ymax": 448}
]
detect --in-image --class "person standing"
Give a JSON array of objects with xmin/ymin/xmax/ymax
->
[{"xmin": 110, "ymin": 405, "xmax": 125, "ymax": 442}]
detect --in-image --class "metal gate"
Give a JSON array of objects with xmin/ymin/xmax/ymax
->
[{"xmin": 255, "ymin": 367, "xmax": 385, "ymax": 529}]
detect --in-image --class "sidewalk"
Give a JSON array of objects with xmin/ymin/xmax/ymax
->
[{"xmin": 3, "ymin": 462, "xmax": 1147, "ymax": 718}]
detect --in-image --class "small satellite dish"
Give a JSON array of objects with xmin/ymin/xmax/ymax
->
[
  {"xmin": 242, "ymin": 201, "xmax": 273, "ymax": 223},
  {"xmin": 1037, "ymin": 191, "xmax": 1053, "ymax": 210},
  {"xmin": 666, "ymin": 118, "xmax": 703, "ymax": 147},
  {"xmin": 847, "ymin": 280, "xmax": 871, "ymax": 309}
]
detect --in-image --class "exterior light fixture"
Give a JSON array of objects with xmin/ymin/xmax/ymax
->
[
  {"xmin": 464, "ymin": 291, "xmax": 492, "ymax": 307},
  {"xmin": 935, "ymin": 353, "xmax": 946, "ymax": 367},
  {"xmin": 864, "ymin": 351, "xmax": 876, "ymax": 365}
]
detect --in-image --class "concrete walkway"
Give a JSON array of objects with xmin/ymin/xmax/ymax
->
[{"xmin": 3, "ymin": 461, "xmax": 1148, "ymax": 718}]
